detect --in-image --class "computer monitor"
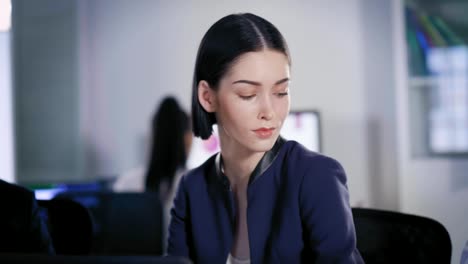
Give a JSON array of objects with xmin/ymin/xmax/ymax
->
[
  {"xmin": 186, "ymin": 110, "xmax": 321, "ymax": 169},
  {"xmin": 281, "ymin": 110, "xmax": 321, "ymax": 152},
  {"xmin": 34, "ymin": 185, "xmax": 67, "ymax": 200},
  {"xmin": 33, "ymin": 180, "xmax": 107, "ymax": 200}
]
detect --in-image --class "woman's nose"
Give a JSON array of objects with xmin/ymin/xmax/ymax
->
[{"xmin": 257, "ymin": 95, "xmax": 274, "ymax": 121}]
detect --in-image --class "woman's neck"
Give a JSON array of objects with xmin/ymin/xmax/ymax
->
[{"xmin": 219, "ymin": 140, "xmax": 264, "ymax": 188}]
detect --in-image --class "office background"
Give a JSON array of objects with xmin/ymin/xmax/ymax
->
[{"xmin": 1, "ymin": 0, "xmax": 467, "ymax": 263}]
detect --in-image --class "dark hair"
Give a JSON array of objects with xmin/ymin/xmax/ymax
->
[
  {"xmin": 145, "ymin": 96, "xmax": 190, "ymax": 195},
  {"xmin": 191, "ymin": 13, "xmax": 291, "ymax": 139}
]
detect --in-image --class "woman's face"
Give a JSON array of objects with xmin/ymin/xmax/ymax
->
[{"xmin": 212, "ymin": 49, "xmax": 290, "ymax": 154}]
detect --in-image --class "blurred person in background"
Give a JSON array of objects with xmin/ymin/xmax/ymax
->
[
  {"xmin": 144, "ymin": 96, "xmax": 192, "ymax": 206},
  {"xmin": 113, "ymin": 96, "xmax": 192, "ymax": 238}
]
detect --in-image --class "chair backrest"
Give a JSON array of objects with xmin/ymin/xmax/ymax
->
[
  {"xmin": 352, "ymin": 208, "xmax": 452, "ymax": 263},
  {"xmin": 55, "ymin": 191, "xmax": 163, "ymax": 255},
  {"xmin": 38, "ymin": 198, "xmax": 93, "ymax": 255}
]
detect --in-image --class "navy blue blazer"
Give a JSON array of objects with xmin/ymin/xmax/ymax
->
[
  {"xmin": 168, "ymin": 138, "xmax": 363, "ymax": 263},
  {"xmin": 0, "ymin": 180, "xmax": 55, "ymax": 254}
]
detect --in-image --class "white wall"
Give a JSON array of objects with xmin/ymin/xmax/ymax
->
[
  {"xmin": 358, "ymin": 0, "xmax": 399, "ymax": 210},
  {"xmin": 77, "ymin": 0, "xmax": 372, "ymax": 207},
  {"xmin": 13, "ymin": 0, "xmax": 82, "ymax": 184},
  {"xmin": 0, "ymin": 32, "xmax": 14, "ymax": 183},
  {"xmin": 393, "ymin": 1, "xmax": 468, "ymax": 263}
]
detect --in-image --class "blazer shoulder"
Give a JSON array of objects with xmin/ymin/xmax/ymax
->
[
  {"xmin": 284, "ymin": 140, "xmax": 347, "ymax": 184},
  {"xmin": 285, "ymin": 140, "xmax": 342, "ymax": 169}
]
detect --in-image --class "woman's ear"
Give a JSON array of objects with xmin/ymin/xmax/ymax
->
[{"xmin": 197, "ymin": 80, "xmax": 217, "ymax": 113}]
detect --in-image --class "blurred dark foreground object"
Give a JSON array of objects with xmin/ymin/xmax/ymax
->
[
  {"xmin": 0, "ymin": 254, "xmax": 191, "ymax": 264},
  {"xmin": 38, "ymin": 198, "xmax": 93, "ymax": 255},
  {"xmin": 0, "ymin": 179, "xmax": 55, "ymax": 254}
]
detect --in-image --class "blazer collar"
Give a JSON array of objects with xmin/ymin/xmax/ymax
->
[{"xmin": 215, "ymin": 136, "xmax": 285, "ymax": 188}]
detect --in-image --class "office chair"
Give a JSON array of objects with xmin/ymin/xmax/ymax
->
[
  {"xmin": 55, "ymin": 191, "xmax": 164, "ymax": 255},
  {"xmin": 38, "ymin": 198, "xmax": 93, "ymax": 255},
  {"xmin": 352, "ymin": 208, "xmax": 451, "ymax": 263}
]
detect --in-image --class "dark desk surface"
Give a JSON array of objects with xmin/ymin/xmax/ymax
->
[{"xmin": 0, "ymin": 254, "xmax": 191, "ymax": 264}]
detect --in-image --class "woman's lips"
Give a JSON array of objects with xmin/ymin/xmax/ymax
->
[{"xmin": 253, "ymin": 127, "xmax": 275, "ymax": 139}]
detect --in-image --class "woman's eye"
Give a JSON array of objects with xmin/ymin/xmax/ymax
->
[
  {"xmin": 239, "ymin": 95, "xmax": 256, "ymax": 100},
  {"xmin": 276, "ymin": 92, "xmax": 289, "ymax": 97}
]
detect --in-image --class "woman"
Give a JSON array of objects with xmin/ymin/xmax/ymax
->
[{"xmin": 168, "ymin": 13, "xmax": 363, "ymax": 263}]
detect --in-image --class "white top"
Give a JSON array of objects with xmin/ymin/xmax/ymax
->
[
  {"xmin": 113, "ymin": 167, "xmax": 146, "ymax": 192},
  {"xmin": 227, "ymin": 254, "xmax": 251, "ymax": 264}
]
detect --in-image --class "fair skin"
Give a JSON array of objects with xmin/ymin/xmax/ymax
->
[{"xmin": 198, "ymin": 49, "xmax": 291, "ymax": 259}]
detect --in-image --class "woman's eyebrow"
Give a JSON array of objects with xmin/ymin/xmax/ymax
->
[
  {"xmin": 275, "ymin": 78, "xmax": 290, "ymax": 85},
  {"xmin": 232, "ymin": 80, "xmax": 261, "ymax": 86},
  {"xmin": 232, "ymin": 77, "xmax": 290, "ymax": 86}
]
